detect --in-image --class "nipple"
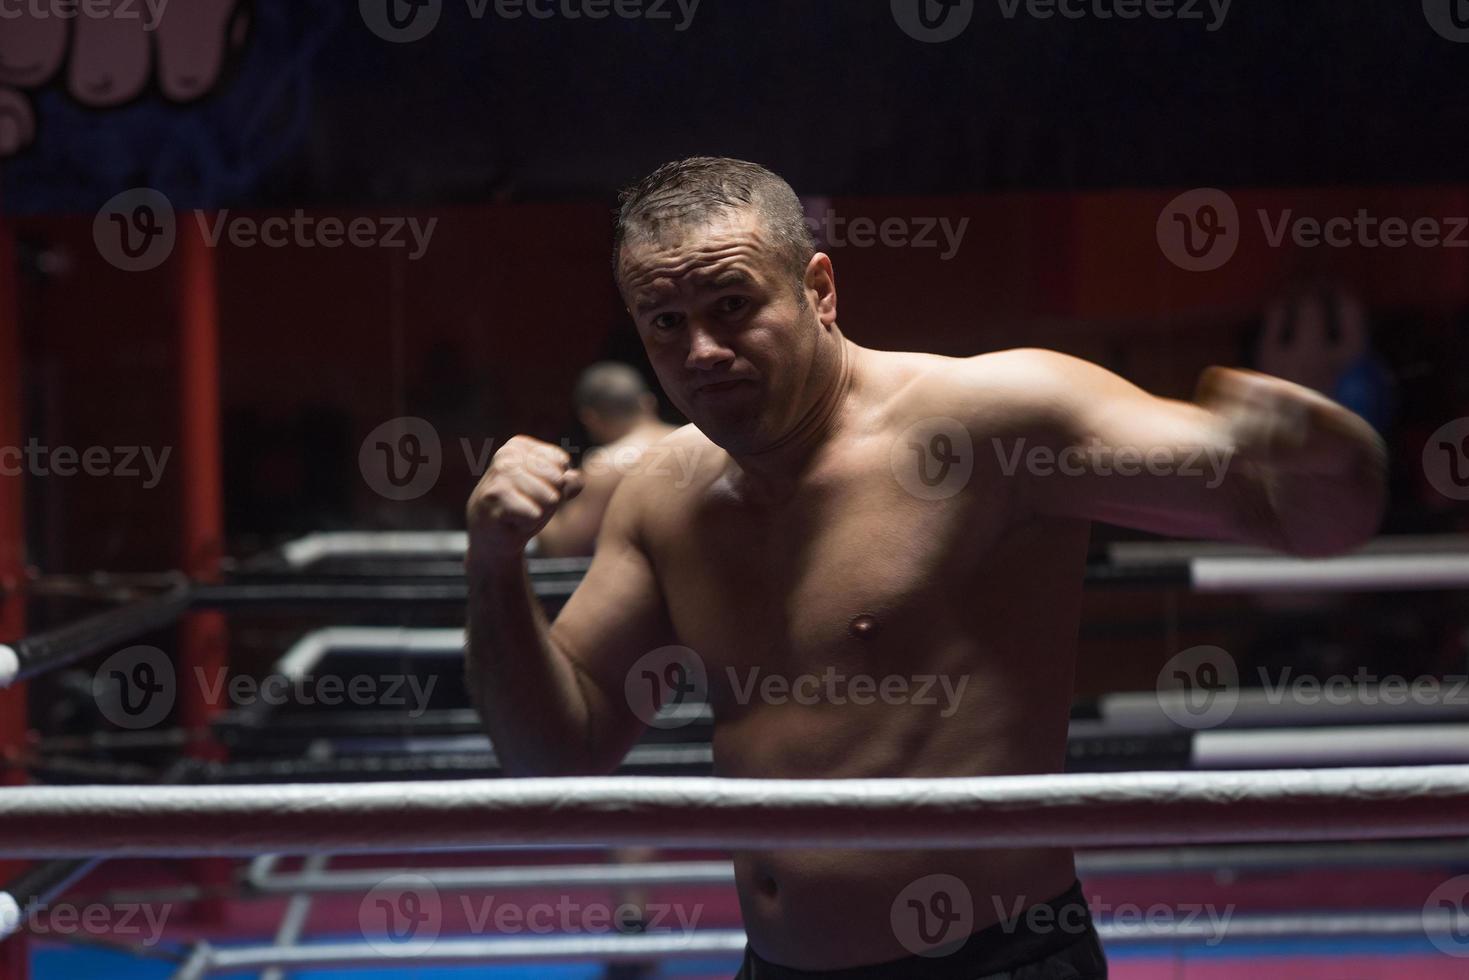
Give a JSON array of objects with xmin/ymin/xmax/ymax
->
[{"xmin": 848, "ymin": 613, "xmax": 880, "ymax": 639}]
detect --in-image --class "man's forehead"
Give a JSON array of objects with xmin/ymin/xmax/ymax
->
[
  {"xmin": 620, "ymin": 218, "xmax": 775, "ymax": 296},
  {"xmin": 628, "ymin": 214, "xmax": 769, "ymax": 260}
]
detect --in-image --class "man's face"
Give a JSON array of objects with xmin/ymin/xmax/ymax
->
[{"xmin": 618, "ymin": 210, "xmax": 822, "ymax": 455}]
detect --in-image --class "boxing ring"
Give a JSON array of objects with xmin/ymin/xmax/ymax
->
[
  {"xmin": 1, "ymin": 534, "xmax": 1468, "ymax": 979},
  {"xmin": 2, "ymin": 769, "xmax": 1468, "ymax": 976}
]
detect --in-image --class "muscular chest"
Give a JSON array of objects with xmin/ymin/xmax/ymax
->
[{"xmin": 653, "ymin": 448, "xmax": 1006, "ymax": 695}]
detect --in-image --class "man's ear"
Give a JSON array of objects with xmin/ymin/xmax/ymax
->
[{"xmin": 804, "ymin": 252, "xmax": 837, "ymax": 327}]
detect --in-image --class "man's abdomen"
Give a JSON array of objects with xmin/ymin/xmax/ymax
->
[
  {"xmin": 731, "ymin": 845, "xmax": 1080, "ymax": 970},
  {"xmin": 709, "ymin": 686, "xmax": 1080, "ymax": 970}
]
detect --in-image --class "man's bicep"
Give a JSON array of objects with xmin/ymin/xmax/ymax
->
[{"xmin": 993, "ymin": 350, "xmax": 1259, "ymax": 541}]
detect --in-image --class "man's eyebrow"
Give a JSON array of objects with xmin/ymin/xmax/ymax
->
[
  {"xmin": 633, "ymin": 290, "xmax": 671, "ymax": 314},
  {"xmin": 632, "ymin": 269, "xmax": 755, "ymax": 314},
  {"xmin": 704, "ymin": 269, "xmax": 754, "ymax": 287}
]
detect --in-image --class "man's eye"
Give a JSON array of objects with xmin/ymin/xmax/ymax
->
[
  {"xmin": 719, "ymin": 296, "xmax": 749, "ymax": 314},
  {"xmin": 651, "ymin": 313, "xmax": 683, "ymax": 332}
]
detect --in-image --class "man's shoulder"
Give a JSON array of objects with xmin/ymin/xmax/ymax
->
[
  {"xmin": 601, "ymin": 424, "xmax": 723, "ymax": 549},
  {"xmin": 878, "ymin": 347, "xmax": 1083, "ymax": 423},
  {"xmin": 608, "ymin": 424, "xmax": 723, "ymax": 499},
  {"xmin": 653, "ymin": 422, "xmax": 718, "ymax": 457},
  {"xmin": 952, "ymin": 347, "xmax": 1087, "ymax": 388}
]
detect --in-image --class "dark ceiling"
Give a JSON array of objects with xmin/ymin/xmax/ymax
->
[{"xmin": 3, "ymin": 0, "xmax": 1467, "ymax": 213}]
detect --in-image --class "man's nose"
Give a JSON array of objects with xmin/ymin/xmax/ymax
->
[{"xmin": 684, "ymin": 322, "xmax": 733, "ymax": 370}]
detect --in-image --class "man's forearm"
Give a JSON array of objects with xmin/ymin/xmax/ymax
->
[{"xmin": 464, "ymin": 552, "xmax": 595, "ymax": 776}]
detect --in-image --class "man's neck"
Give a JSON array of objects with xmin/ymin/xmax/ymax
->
[{"xmin": 729, "ymin": 332, "xmax": 861, "ymax": 496}]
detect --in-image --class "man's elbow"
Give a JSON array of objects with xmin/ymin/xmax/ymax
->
[
  {"xmin": 464, "ymin": 683, "xmax": 604, "ymax": 777},
  {"xmin": 477, "ymin": 704, "xmax": 623, "ymax": 778},
  {"xmin": 489, "ymin": 736, "xmax": 618, "ymax": 778}
]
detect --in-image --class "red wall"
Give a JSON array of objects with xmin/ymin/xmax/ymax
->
[{"xmin": 12, "ymin": 186, "xmax": 1469, "ymax": 570}]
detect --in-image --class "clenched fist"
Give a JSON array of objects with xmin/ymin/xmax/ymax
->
[
  {"xmin": 466, "ymin": 436, "xmax": 585, "ymax": 561},
  {"xmin": 1194, "ymin": 366, "xmax": 1384, "ymax": 477},
  {"xmin": 1194, "ymin": 365, "xmax": 1387, "ymax": 556}
]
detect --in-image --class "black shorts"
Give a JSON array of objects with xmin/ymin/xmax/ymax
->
[{"xmin": 734, "ymin": 880, "xmax": 1107, "ymax": 980}]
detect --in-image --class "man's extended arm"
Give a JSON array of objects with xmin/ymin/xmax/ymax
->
[{"xmin": 975, "ymin": 349, "xmax": 1387, "ymax": 555}]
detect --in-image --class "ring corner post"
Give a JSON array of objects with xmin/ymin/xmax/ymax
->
[{"xmin": 175, "ymin": 212, "xmax": 232, "ymax": 929}]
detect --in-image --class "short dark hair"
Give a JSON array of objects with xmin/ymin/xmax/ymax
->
[
  {"xmin": 613, "ymin": 157, "xmax": 817, "ymax": 294},
  {"xmin": 574, "ymin": 361, "xmax": 650, "ymax": 419}
]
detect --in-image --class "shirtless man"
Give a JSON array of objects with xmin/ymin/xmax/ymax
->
[
  {"xmin": 534, "ymin": 361, "xmax": 676, "ymax": 558},
  {"xmin": 465, "ymin": 158, "xmax": 1387, "ymax": 978}
]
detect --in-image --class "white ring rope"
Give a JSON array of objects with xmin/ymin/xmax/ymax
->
[
  {"xmin": 1, "ymin": 766, "xmax": 1466, "ymax": 858},
  {"xmin": 1108, "ymin": 534, "xmax": 1469, "ymax": 564},
  {"xmin": 1190, "ymin": 553, "xmax": 1469, "ymax": 592},
  {"xmin": 280, "ymin": 532, "xmax": 469, "ymax": 568},
  {"xmin": 1192, "ymin": 724, "xmax": 1469, "ymax": 768}
]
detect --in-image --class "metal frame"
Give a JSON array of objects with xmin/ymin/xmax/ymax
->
[
  {"xmin": 241, "ymin": 838, "xmax": 1469, "ymax": 898},
  {"xmin": 168, "ymin": 910, "xmax": 1469, "ymax": 977}
]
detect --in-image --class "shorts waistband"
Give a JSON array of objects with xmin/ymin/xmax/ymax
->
[{"xmin": 741, "ymin": 880, "xmax": 1095, "ymax": 980}]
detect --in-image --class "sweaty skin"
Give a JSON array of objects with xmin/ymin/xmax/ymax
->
[{"xmin": 465, "ymin": 212, "xmax": 1386, "ymax": 970}]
